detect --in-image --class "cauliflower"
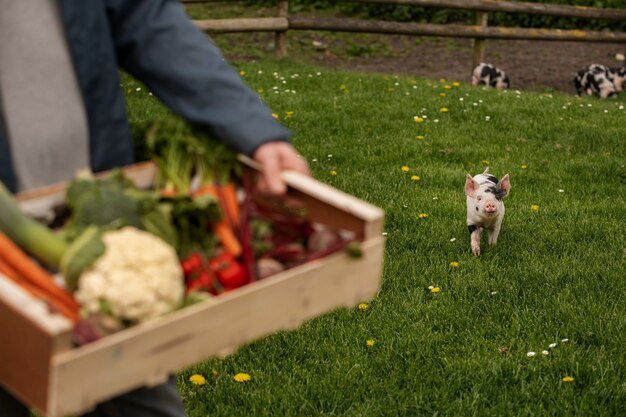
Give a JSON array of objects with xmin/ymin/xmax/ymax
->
[{"xmin": 74, "ymin": 227, "xmax": 184, "ymax": 324}]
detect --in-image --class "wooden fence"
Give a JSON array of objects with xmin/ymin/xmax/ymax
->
[{"xmin": 187, "ymin": 0, "xmax": 626, "ymax": 70}]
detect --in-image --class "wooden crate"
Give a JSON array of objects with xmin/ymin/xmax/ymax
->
[{"xmin": 0, "ymin": 159, "xmax": 385, "ymax": 417}]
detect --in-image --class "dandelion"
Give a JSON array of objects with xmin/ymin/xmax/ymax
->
[
  {"xmin": 439, "ymin": 107, "xmax": 449, "ymax": 113},
  {"xmin": 402, "ymin": 166, "xmax": 410, "ymax": 172},
  {"xmin": 271, "ymin": 113, "xmax": 279, "ymax": 119},
  {"xmin": 430, "ymin": 287, "xmax": 441, "ymax": 293},
  {"xmin": 439, "ymin": 93, "xmax": 447, "ymax": 97},
  {"xmin": 330, "ymin": 170, "xmax": 337, "ymax": 176},
  {"xmin": 189, "ymin": 374, "xmax": 206, "ymax": 385},
  {"xmin": 212, "ymin": 369, "xmax": 219, "ymax": 381},
  {"xmin": 239, "ymin": 70, "xmax": 246, "ymax": 76},
  {"xmin": 411, "ymin": 175, "xmax": 420, "ymax": 182},
  {"xmin": 527, "ymin": 352, "xmax": 536, "ymax": 357},
  {"xmin": 358, "ymin": 303, "xmax": 369, "ymax": 311},
  {"xmin": 418, "ymin": 213, "xmax": 429, "ymax": 219},
  {"xmin": 416, "ymin": 135, "xmax": 425, "ymax": 140},
  {"xmin": 366, "ymin": 339, "xmax": 376, "ymax": 347},
  {"xmin": 453, "ymin": 82, "xmax": 460, "ymax": 87},
  {"xmin": 414, "ymin": 116, "xmax": 425, "ymax": 123},
  {"xmin": 285, "ymin": 111, "xmax": 294, "ymax": 119},
  {"xmin": 482, "ymin": 160, "xmax": 490, "ymax": 165},
  {"xmin": 234, "ymin": 373, "xmax": 251, "ymax": 383},
  {"xmin": 530, "ymin": 204, "xmax": 540, "ymax": 212},
  {"xmin": 339, "ymin": 84, "xmax": 349, "ymax": 93},
  {"xmin": 562, "ymin": 376, "xmax": 575, "ymax": 383},
  {"xmin": 439, "ymin": 78, "xmax": 446, "ymax": 83},
  {"xmin": 449, "ymin": 261, "xmax": 460, "ymax": 268},
  {"xmin": 521, "ymin": 164, "xmax": 528, "ymax": 169},
  {"xmin": 444, "ymin": 85, "xmax": 451, "ymax": 90}
]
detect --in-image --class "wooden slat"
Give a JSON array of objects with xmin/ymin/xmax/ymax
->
[
  {"xmin": 194, "ymin": 17, "xmax": 288, "ymax": 33},
  {"xmin": 0, "ymin": 278, "xmax": 72, "ymax": 413},
  {"xmin": 342, "ymin": 0, "xmax": 626, "ymax": 21},
  {"xmin": 48, "ymin": 238, "xmax": 384, "ymax": 417},
  {"xmin": 289, "ymin": 16, "xmax": 626, "ymax": 43}
]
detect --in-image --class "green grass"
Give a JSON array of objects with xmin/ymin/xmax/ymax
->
[{"xmin": 123, "ymin": 59, "xmax": 626, "ymax": 416}]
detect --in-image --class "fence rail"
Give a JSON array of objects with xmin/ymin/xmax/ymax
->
[{"xmin": 188, "ymin": 0, "xmax": 626, "ymax": 71}]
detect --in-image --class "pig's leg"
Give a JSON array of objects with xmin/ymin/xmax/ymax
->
[
  {"xmin": 488, "ymin": 219, "xmax": 503, "ymax": 246},
  {"xmin": 470, "ymin": 227, "xmax": 482, "ymax": 256}
]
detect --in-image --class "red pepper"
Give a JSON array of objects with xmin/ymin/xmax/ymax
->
[
  {"xmin": 185, "ymin": 270, "xmax": 215, "ymax": 295},
  {"xmin": 208, "ymin": 251, "xmax": 248, "ymax": 290},
  {"xmin": 181, "ymin": 252, "xmax": 203, "ymax": 277}
]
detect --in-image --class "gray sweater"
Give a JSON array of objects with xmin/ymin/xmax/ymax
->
[{"xmin": 0, "ymin": 0, "xmax": 291, "ymax": 193}]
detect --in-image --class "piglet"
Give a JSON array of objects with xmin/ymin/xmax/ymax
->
[
  {"xmin": 464, "ymin": 168, "xmax": 511, "ymax": 256},
  {"xmin": 472, "ymin": 63, "xmax": 510, "ymax": 89}
]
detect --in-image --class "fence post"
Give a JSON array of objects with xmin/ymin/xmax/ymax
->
[
  {"xmin": 275, "ymin": 0, "xmax": 288, "ymax": 58},
  {"xmin": 472, "ymin": 12, "xmax": 488, "ymax": 71}
]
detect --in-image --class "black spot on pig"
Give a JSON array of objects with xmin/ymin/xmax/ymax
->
[
  {"xmin": 486, "ymin": 186, "xmax": 507, "ymax": 201},
  {"xmin": 468, "ymin": 224, "xmax": 478, "ymax": 234}
]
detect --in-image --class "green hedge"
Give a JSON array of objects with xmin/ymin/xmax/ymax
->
[{"xmin": 244, "ymin": 0, "xmax": 626, "ymax": 31}]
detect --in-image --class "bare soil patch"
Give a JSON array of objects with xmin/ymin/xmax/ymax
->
[
  {"xmin": 220, "ymin": 29, "xmax": 625, "ymax": 95},
  {"xmin": 306, "ymin": 36, "xmax": 625, "ymax": 95}
]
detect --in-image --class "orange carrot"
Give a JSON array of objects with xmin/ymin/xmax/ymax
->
[
  {"xmin": 211, "ymin": 220, "xmax": 242, "ymax": 257},
  {"xmin": 193, "ymin": 183, "xmax": 242, "ymax": 257},
  {"xmin": 0, "ymin": 256, "xmax": 79, "ymax": 321},
  {"xmin": 218, "ymin": 182, "xmax": 240, "ymax": 228},
  {"xmin": 0, "ymin": 232, "xmax": 81, "ymax": 312}
]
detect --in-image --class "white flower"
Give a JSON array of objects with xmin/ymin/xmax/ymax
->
[
  {"xmin": 450, "ymin": 238, "xmax": 456, "ymax": 242},
  {"xmin": 527, "ymin": 352, "xmax": 536, "ymax": 357},
  {"xmin": 542, "ymin": 350, "xmax": 549, "ymax": 356},
  {"xmin": 558, "ymin": 189, "xmax": 565, "ymax": 193},
  {"xmin": 549, "ymin": 343, "xmax": 557, "ymax": 349},
  {"xmin": 561, "ymin": 338, "xmax": 569, "ymax": 343}
]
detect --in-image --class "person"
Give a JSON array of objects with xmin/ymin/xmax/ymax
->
[{"xmin": 0, "ymin": 0, "xmax": 309, "ymax": 416}]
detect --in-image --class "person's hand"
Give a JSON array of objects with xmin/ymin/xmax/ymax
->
[{"xmin": 252, "ymin": 141, "xmax": 310, "ymax": 195}]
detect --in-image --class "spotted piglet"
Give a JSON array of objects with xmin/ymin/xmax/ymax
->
[
  {"xmin": 464, "ymin": 168, "xmax": 511, "ymax": 256},
  {"xmin": 472, "ymin": 63, "xmax": 510, "ymax": 89},
  {"xmin": 574, "ymin": 64, "xmax": 625, "ymax": 98}
]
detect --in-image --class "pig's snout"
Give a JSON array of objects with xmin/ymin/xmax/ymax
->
[{"xmin": 484, "ymin": 200, "xmax": 497, "ymax": 213}]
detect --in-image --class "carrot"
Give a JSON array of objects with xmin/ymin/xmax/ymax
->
[
  {"xmin": 0, "ymin": 232, "xmax": 81, "ymax": 312},
  {"xmin": 0, "ymin": 256, "xmax": 79, "ymax": 321},
  {"xmin": 218, "ymin": 182, "xmax": 240, "ymax": 228},
  {"xmin": 211, "ymin": 221, "xmax": 242, "ymax": 257},
  {"xmin": 193, "ymin": 183, "xmax": 242, "ymax": 257}
]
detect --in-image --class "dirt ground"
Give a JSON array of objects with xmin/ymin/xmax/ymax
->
[{"xmin": 291, "ymin": 35, "xmax": 626, "ymax": 95}]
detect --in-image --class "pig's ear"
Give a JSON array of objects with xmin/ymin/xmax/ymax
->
[
  {"xmin": 499, "ymin": 174, "xmax": 511, "ymax": 196},
  {"xmin": 465, "ymin": 174, "xmax": 478, "ymax": 197}
]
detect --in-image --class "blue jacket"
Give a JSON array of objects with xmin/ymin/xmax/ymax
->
[{"xmin": 0, "ymin": 0, "xmax": 291, "ymax": 193}]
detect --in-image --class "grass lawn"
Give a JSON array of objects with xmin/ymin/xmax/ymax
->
[{"xmin": 123, "ymin": 57, "xmax": 625, "ymax": 416}]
